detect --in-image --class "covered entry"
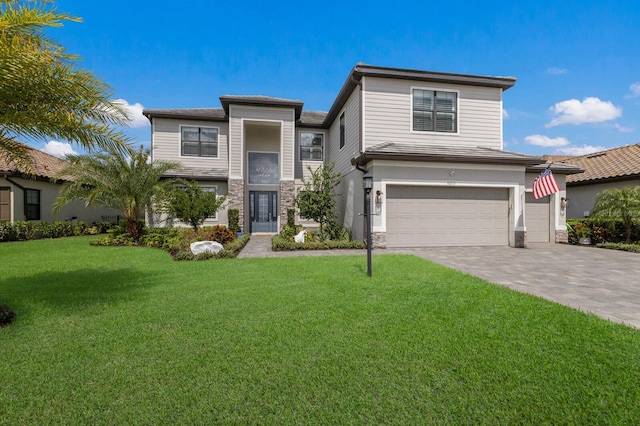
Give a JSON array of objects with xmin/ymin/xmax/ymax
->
[{"xmin": 386, "ymin": 185, "xmax": 509, "ymax": 247}]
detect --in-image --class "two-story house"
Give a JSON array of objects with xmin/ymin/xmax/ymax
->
[{"xmin": 144, "ymin": 64, "xmax": 576, "ymax": 247}]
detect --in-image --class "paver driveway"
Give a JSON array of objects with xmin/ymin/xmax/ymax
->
[{"xmin": 389, "ymin": 243, "xmax": 640, "ymax": 329}]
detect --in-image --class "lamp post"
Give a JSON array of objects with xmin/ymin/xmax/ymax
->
[{"xmin": 363, "ymin": 171, "xmax": 373, "ymax": 277}]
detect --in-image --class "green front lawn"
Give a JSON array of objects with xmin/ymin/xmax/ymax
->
[{"xmin": 1, "ymin": 237, "xmax": 639, "ymax": 424}]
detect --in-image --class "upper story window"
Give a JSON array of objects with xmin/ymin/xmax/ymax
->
[
  {"xmin": 248, "ymin": 152, "xmax": 279, "ymax": 184},
  {"xmin": 25, "ymin": 188, "xmax": 40, "ymax": 221},
  {"xmin": 339, "ymin": 112, "xmax": 345, "ymax": 149},
  {"xmin": 412, "ymin": 89, "xmax": 458, "ymax": 133},
  {"xmin": 181, "ymin": 126, "xmax": 218, "ymax": 157},
  {"xmin": 300, "ymin": 132, "xmax": 324, "ymax": 161}
]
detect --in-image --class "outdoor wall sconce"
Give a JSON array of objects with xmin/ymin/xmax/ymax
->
[
  {"xmin": 560, "ymin": 197, "xmax": 568, "ymax": 216},
  {"xmin": 375, "ymin": 190, "xmax": 384, "ymax": 204}
]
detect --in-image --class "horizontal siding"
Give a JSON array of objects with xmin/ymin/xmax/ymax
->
[
  {"xmin": 152, "ymin": 118, "xmax": 229, "ymax": 171},
  {"xmin": 228, "ymin": 105, "xmax": 295, "ymax": 179},
  {"xmin": 327, "ymin": 89, "xmax": 360, "ymax": 176},
  {"xmin": 363, "ymin": 76, "xmax": 503, "ymax": 149}
]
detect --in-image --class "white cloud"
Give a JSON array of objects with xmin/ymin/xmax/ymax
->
[
  {"xmin": 546, "ymin": 97, "xmax": 622, "ymax": 127},
  {"xmin": 627, "ymin": 82, "xmax": 640, "ymax": 98},
  {"xmin": 42, "ymin": 141, "xmax": 78, "ymax": 158},
  {"xmin": 555, "ymin": 145, "xmax": 607, "ymax": 156},
  {"xmin": 113, "ymin": 99, "xmax": 149, "ymax": 128},
  {"xmin": 502, "ymin": 108, "xmax": 509, "ymax": 119},
  {"xmin": 524, "ymin": 134, "xmax": 570, "ymax": 147},
  {"xmin": 612, "ymin": 123, "xmax": 635, "ymax": 133},
  {"xmin": 547, "ymin": 67, "xmax": 568, "ymax": 75}
]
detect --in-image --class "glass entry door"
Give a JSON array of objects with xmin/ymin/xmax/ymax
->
[{"xmin": 249, "ymin": 191, "xmax": 278, "ymax": 233}]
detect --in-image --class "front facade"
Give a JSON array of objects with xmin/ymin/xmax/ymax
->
[
  {"xmin": 145, "ymin": 64, "xmax": 575, "ymax": 247},
  {"xmin": 546, "ymin": 144, "xmax": 640, "ymax": 219}
]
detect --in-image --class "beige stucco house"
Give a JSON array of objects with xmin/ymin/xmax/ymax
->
[
  {"xmin": 0, "ymin": 144, "xmax": 118, "ymax": 224},
  {"xmin": 546, "ymin": 144, "xmax": 640, "ymax": 219},
  {"xmin": 144, "ymin": 64, "xmax": 578, "ymax": 247}
]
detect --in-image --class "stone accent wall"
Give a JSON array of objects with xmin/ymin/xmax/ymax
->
[
  {"xmin": 227, "ymin": 179, "xmax": 245, "ymax": 232},
  {"xmin": 515, "ymin": 230, "xmax": 526, "ymax": 248},
  {"xmin": 279, "ymin": 181, "xmax": 296, "ymax": 231},
  {"xmin": 372, "ymin": 232, "xmax": 387, "ymax": 249},
  {"xmin": 555, "ymin": 230, "xmax": 569, "ymax": 243}
]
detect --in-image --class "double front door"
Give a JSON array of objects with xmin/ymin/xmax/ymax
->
[{"xmin": 249, "ymin": 191, "xmax": 278, "ymax": 233}]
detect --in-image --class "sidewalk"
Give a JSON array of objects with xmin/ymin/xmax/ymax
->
[{"xmin": 236, "ymin": 235, "xmax": 365, "ymax": 259}]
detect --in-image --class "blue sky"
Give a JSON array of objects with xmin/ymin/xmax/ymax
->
[{"xmin": 37, "ymin": 0, "xmax": 640, "ymax": 158}]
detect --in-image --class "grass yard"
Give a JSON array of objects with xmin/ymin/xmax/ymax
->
[{"xmin": 1, "ymin": 236, "xmax": 639, "ymax": 424}]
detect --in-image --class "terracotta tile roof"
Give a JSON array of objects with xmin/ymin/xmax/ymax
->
[
  {"xmin": 544, "ymin": 144, "xmax": 640, "ymax": 184},
  {"xmin": 0, "ymin": 143, "xmax": 69, "ymax": 180}
]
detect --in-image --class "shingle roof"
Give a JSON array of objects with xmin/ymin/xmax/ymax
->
[
  {"xmin": 352, "ymin": 142, "xmax": 543, "ymax": 166},
  {"xmin": 298, "ymin": 111, "xmax": 327, "ymax": 128},
  {"xmin": 219, "ymin": 95, "xmax": 304, "ymax": 119},
  {"xmin": 0, "ymin": 143, "xmax": 68, "ymax": 180},
  {"xmin": 142, "ymin": 108, "xmax": 227, "ymax": 121},
  {"xmin": 162, "ymin": 167, "xmax": 229, "ymax": 180},
  {"xmin": 544, "ymin": 144, "xmax": 640, "ymax": 184}
]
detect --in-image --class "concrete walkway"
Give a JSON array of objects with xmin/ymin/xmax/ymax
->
[{"xmin": 238, "ymin": 236, "xmax": 640, "ymax": 329}]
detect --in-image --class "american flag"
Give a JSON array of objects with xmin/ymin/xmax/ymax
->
[{"xmin": 532, "ymin": 167, "xmax": 560, "ymax": 199}]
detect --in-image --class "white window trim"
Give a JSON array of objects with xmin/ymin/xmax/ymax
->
[
  {"xmin": 298, "ymin": 131, "xmax": 325, "ymax": 162},
  {"xmin": 409, "ymin": 86, "xmax": 460, "ymax": 136},
  {"xmin": 178, "ymin": 124, "xmax": 221, "ymax": 159}
]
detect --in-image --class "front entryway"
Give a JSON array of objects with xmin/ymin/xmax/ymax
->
[{"xmin": 249, "ymin": 191, "xmax": 278, "ymax": 233}]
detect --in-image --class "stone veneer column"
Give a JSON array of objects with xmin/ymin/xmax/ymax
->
[
  {"xmin": 279, "ymin": 181, "xmax": 296, "ymax": 231},
  {"xmin": 555, "ymin": 230, "xmax": 568, "ymax": 243},
  {"xmin": 227, "ymin": 179, "xmax": 245, "ymax": 232},
  {"xmin": 514, "ymin": 230, "xmax": 526, "ymax": 248},
  {"xmin": 372, "ymin": 232, "xmax": 387, "ymax": 249}
]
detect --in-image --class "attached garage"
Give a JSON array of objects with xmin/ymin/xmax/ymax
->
[
  {"xmin": 386, "ymin": 185, "xmax": 509, "ymax": 247},
  {"xmin": 525, "ymin": 193, "xmax": 550, "ymax": 243}
]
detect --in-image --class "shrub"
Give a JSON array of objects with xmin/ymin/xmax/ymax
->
[
  {"xmin": 0, "ymin": 220, "xmax": 111, "ymax": 242},
  {"xmin": 0, "ymin": 305, "xmax": 16, "ymax": 327},
  {"xmin": 271, "ymin": 234, "xmax": 365, "ymax": 251},
  {"xmin": 568, "ymin": 218, "xmax": 640, "ymax": 245},
  {"xmin": 228, "ymin": 208, "xmax": 240, "ymax": 234},
  {"xmin": 596, "ymin": 242, "xmax": 640, "ymax": 253},
  {"xmin": 287, "ymin": 208, "xmax": 296, "ymax": 228}
]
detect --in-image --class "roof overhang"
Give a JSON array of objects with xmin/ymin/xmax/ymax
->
[
  {"xmin": 526, "ymin": 162, "xmax": 584, "ymax": 175},
  {"xmin": 219, "ymin": 96, "xmax": 304, "ymax": 120},
  {"xmin": 351, "ymin": 143, "xmax": 541, "ymax": 168}
]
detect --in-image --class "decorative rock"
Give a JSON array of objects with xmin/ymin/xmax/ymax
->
[
  {"xmin": 294, "ymin": 230, "xmax": 307, "ymax": 243},
  {"xmin": 190, "ymin": 241, "xmax": 224, "ymax": 255}
]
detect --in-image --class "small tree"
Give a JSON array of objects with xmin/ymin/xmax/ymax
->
[
  {"xmin": 293, "ymin": 162, "xmax": 341, "ymax": 234},
  {"xmin": 54, "ymin": 146, "xmax": 179, "ymax": 242},
  {"xmin": 590, "ymin": 186, "xmax": 640, "ymax": 244},
  {"xmin": 166, "ymin": 180, "xmax": 227, "ymax": 232}
]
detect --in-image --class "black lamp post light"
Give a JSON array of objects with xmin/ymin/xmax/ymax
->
[{"xmin": 363, "ymin": 171, "xmax": 373, "ymax": 277}]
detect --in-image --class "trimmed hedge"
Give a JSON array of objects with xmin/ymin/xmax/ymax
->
[
  {"xmin": 595, "ymin": 242, "xmax": 640, "ymax": 253},
  {"xmin": 0, "ymin": 220, "xmax": 114, "ymax": 242},
  {"xmin": 272, "ymin": 234, "xmax": 365, "ymax": 251}
]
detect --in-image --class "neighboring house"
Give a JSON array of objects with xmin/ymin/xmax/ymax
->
[
  {"xmin": 545, "ymin": 143, "xmax": 640, "ymax": 219},
  {"xmin": 0, "ymin": 144, "xmax": 118, "ymax": 223},
  {"xmin": 144, "ymin": 64, "xmax": 580, "ymax": 247}
]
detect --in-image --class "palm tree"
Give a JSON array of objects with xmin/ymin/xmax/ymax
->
[
  {"xmin": 590, "ymin": 186, "xmax": 640, "ymax": 244},
  {"xmin": 0, "ymin": 0, "xmax": 131, "ymax": 171},
  {"xmin": 54, "ymin": 147, "xmax": 180, "ymax": 241}
]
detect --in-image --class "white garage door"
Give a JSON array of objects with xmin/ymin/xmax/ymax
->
[
  {"xmin": 386, "ymin": 186, "xmax": 509, "ymax": 247},
  {"xmin": 525, "ymin": 193, "xmax": 550, "ymax": 243}
]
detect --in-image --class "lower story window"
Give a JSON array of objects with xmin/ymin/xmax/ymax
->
[{"xmin": 25, "ymin": 189, "xmax": 40, "ymax": 220}]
